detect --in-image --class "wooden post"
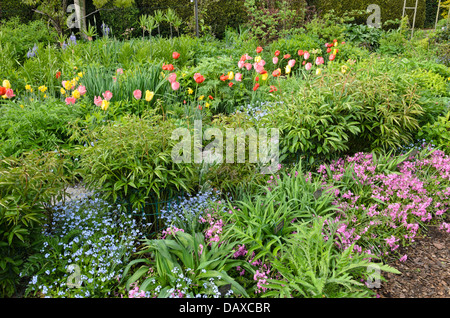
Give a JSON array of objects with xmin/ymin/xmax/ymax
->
[{"xmin": 190, "ymin": 0, "xmax": 199, "ymax": 37}]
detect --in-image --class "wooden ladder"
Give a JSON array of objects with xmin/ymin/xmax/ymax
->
[{"xmin": 402, "ymin": 0, "xmax": 419, "ymax": 38}]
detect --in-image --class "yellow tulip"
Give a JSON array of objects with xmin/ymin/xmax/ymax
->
[
  {"xmin": 61, "ymin": 88, "xmax": 66, "ymax": 95},
  {"xmin": 3, "ymin": 80, "xmax": 11, "ymax": 89},
  {"xmin": 64, "ymin": 81, "xmax": 72, "ymax": 90},
  {"xmin": 101, "ymin": 99, "xmax": 109, "ymax": 111},
  {"xmin": 187, "ymin": 88, "xmax": 194, "ymax": 95},
  {"xmin": 20, "ymin": 105, "xmax": 24, "ymax": 109},
  {"xmin": 145, "ymin": 90, "xmax": 154, "ymax": 102},
  {"xmin": 228, "ymin": 71, "xmax": 234, "ymax": 80},
  {"xmin": 341, "ymin": 65, "xmax": 348, "ymax": 74},
  {"xmin": 205, "ymin": 102, "xmax": 210, "ymax": 108},
  {"xmin": 198, "ymin": 95, "xmax": 204, "ymax": 101},
  {"xmin": 316, "ymin": 68, "xmax": 322, "ymax": 75},
  {"xmin": 75, "ymin": 77, "xmax": 80, "ymax": 81},
  {"xmin": 333, "ymin": 49, "xmax": 338, "ymax": 55},
  {"xmin": 39, "ymin": 85, "xmax": 47, "ymax": 93},
  {"xmin": 72, "ymin": 90, "xmax": 81, "ymax": 99},
  {"xmin": 254, "ymin": 56, "xmax": 261, "ymax": 63},
  {"xmin": 285, "ymin": 65, "xmax": 291, "ymax": 74},
  {"xmin": 25, "ymin": 84, "xmax": 32, "ymax": 91},
  {"xmin": 78, "ymin": 72, "xmax": 83, "ymax": 78},
  {"xmin": 334, "ymin": 42, "xmax": 338, "ymax": 47},
  {"xmin": 261, "ymin": 73, "xmax": 268, "ymax": 81}
]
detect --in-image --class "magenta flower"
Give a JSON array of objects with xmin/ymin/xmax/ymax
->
[
  {"xmin": 116, "ymin": 68, "xmax": 124, "ymax": 75},
  {"xmin": 133, "ymin": 89, "xmax": 142, "ymax": 100},
  {"xmin": 399, "ymin": 255, "xmax": 408, "ymax": 262}
]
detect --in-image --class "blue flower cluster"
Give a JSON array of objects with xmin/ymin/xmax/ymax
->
[
  {"xmin": 23, "ymin": 194, "xmax": 141, "ymax": 298},
  {"xmin": 160, "ymin": 190, "xmax": 225, "ymax": 231},
  {"xmin": 26, "ymin": 44, "xmax": 38, "ymax": 58}
]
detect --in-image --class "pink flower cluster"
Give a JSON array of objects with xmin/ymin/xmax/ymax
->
[
  {"xmin": 318, "ymin": 149, "xmax": 450, "ymax": 259},
  {"xmin": 200, "ymin": 213, "xmax": 224, "ymax": 244},
  {"xmin": 161, "ymin": 226, "xmax": 184, "ymax": 239}
]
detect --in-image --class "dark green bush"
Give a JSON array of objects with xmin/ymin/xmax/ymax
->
[{"xmin": 310, "ymin": 0, "xmax": 426, "ymax": 29}]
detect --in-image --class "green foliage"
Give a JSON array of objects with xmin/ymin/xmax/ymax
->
[
  {"xmin": 122, "ymin": 231, "xmax": 249, "ymax": 297},
  {"xmin": 244, "ymin": 0, "xmax": 307, "ymax": 43},
  {"xmin": 418, "ymin": 111, "xmax": 450, "ymax": 154},
  {"xmin": 0, "ymin": 18, "xmax": 58, "ymax": 64},
  {"xmin": 0, "ymin": 150, "xmax": 70, "ymax": 297},
  {"xmin": 263, "ymin": 218, "xmax": 400, "ymax": 298},
  {"xmin": 72, "ymin": 110, "xmax": 198, "ymax": 214},
  {"xmin": 0, "ymin": 99, "xmax": 83, "ymax": 158},
  {"xmin": 312, "ymin": 0, "xmax": 426, "ymax": 29}
]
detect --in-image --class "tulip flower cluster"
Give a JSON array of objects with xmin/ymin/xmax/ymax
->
[{"xmin": 0, "ymin": 79, "xmax": 15, "ymax": 99}]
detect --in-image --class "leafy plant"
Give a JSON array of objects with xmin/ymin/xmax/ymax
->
[
  {"xmin": 263, "ymin": 218, "xmax": 401, "ymax": 298},
  {"xmin": 122, "ymin": 231, "xmax": 249, "ymax": 298}
]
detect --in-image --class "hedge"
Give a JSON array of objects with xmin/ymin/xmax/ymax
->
[{"xmin": 307, "ymin": 0, "xmax": 426, "ymax": 28}]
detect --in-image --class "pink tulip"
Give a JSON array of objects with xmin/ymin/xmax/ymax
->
[
  {"xmin": 304, "ymin": 52, "xmax": 310, "ymax": 60},
  {"xmin": 235, "ymin": 73, "xmax": 242, "ymax": 82},
  {"xmin": 116, "ymin": 68, "xmax": 124, "ymax": 75},
  {"xmin": 253, "ymin": 60, "xmax": 266, "ymax": 73},
  {"xmin": 305, "ymin": 62, "xmax": 312, "ymax": 71},
  {"xmin": 102, "ymin": 90, "xmax": 113, "ymax": 101},
  {"xmin": 171, "ymin": 81, "xmax": 180, "ymax": 91},
  {"xmin": 62, "ymin": 80, "xmax": 67, "ymax": 88},
  {"xmin": 245, "ymin": 63, "xmax": 252, "ymax": 71},
  {"xmin": 94, "ymin": 96, "xmax": 103, "ymax": 106},
  {"xmin": 238, "ymin": 60, "xmax": 245, "ymax": 69},
  {"xmin": 65, "ymin": 97, "xmax": 76, "ymax": 105},
  {"xmin": 77, "ymin": 85, "xmax": 87, "ymax": 96},
  {"xmin": 133, "ymin": 89, "xmax": 142, "ymax": 100},
  {"xmin": 5, "ymin": 89, "xmax": 15, "ymax": 98},
  {"xmin": 168, "ymin": 73, "xmax": 177, "ymax": 84},
  {"xmin": 272, "ymin": 57, "xmax": 278, "ymax": 64},
  {"xmin": 288, "ymin": 59, "xmax": 296, "ymax": 68},
  {"xmin": 315, "ymin": 56, "xmax": 324, "ymax": 65}
]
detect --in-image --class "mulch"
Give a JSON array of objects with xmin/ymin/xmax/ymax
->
[{"xmin": 378, "ymin": 218, "xmax": 450, "ymax": 298}]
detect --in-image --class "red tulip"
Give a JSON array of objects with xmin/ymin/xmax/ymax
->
[
  {"xmin": 283, "ymin": 54, "xmax": 291, "ymax": 59},
  {"xmin": 172, "ymin": 51, "xmax": 180, "ymax": 59},
  {"xmin": 229, "ymin": 82, "xmax": 233, "ymax": 87},
  {"xmin": 298, "ymin": 50, "xmax": 304, "ymax": 56},
  {"xmin": 253, "ymin": 83, "xmax": 260, "ymax": 91},
  {"xmin": 198, "ymin": 105, "xmax": 202, "ymax": 110},
  {"xmin": 0, "ymin": 87, "xmax": 6, "ymax": 96},
  {"xmin": 256, "ymin": 46, "xmax": 263, "ymax": 53},
  {"xmin": 162, "ymin": 63, "xmax": 174, "ymax": 71},
  {"xmin": 329, "ymin": 54, "xmax": 336, "ymax": 61},
  {"xmin": 327, "ymin": 48, "xmax": 332, "ymax": 53},
  {"xmin": 274, "ymin": 50, "xmax": 280, "ymax": 56},
  {"xmin": 56, "ymin": 71, "xmax": 61, "ymax": 79},
  {"xmin": 208, "ymin": 95, "xmax": 214, "ymax": 100},
  {"xmin": 194, "ymin": 73, "xmax": 205, "ymax": 84},
  {"xmin": 220, "ymin": 74, "xmax": 228, "ymax": 81}
]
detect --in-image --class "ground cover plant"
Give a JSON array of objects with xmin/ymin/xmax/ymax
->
[{"xmin": 1, "ymin": 0, "xmax": 449, "ymax": 299}]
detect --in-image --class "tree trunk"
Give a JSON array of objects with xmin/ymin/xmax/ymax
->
[{"xmin": 75, "ymin": 0, "xmax": 88, "ymax": 40}]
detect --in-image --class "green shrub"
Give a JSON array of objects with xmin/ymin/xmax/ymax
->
[
  {"xmin": 0, "ymin": 99, "xmax": 83, "ymax": 158},
  {"xmin": 72, "ymin": 110, "xmax": 198, "ymax": 221},
  {"xmin": 418, "ymin": 111, "xmax": 450, "ymax": 154},
  {"xmin": 0, "ymin": 18, "xmax": 58, "ymax": 64},
  {"xmin": 0, "ymin": 150, "xmax": 70, "ymax": 297},
  {"xmin": 311, "ymin": 0, "xmax": 426, "ymax": 29}
]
